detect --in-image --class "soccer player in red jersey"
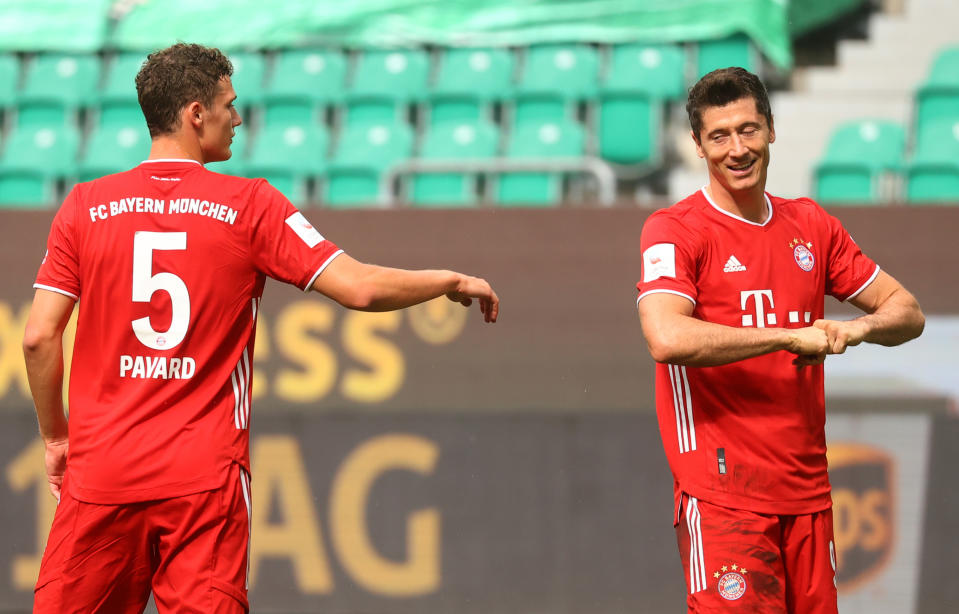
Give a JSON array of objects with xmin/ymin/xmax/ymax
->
[
  {"xmin": 636, "ymin": 68, "xmax": 923, "ymax": 613},
  {"xmin": 22, "ymin": 43, "xmax": 498, "ymax": 614}
]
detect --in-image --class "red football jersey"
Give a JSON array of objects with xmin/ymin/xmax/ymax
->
[
  {"xmin": 35, "ymin": 160, "xmax": 343, "ymax": 504},
  {"xmin": 636, "ymin": 189, "xmax": 878, "ymax": 515}
]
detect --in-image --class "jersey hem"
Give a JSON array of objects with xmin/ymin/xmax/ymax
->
[
  {"xmin": 33, "ymin": 283, "xmax": 79, "ymax": 300},
  {"xmin": 66, "ymin": 472, "xmax": 224, "ymax": 505},
  {"xmin": 303, "ymin": 249, "xmax": 344, "ymax": 291},
  {"xmin": 678, "ymin": 482, "xmax": 833, "ymax": 516}
]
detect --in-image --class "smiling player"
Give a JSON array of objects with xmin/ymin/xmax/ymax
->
[{"xmin": 635, "ymin": 67, "xmax": 923, "ymax": 612}]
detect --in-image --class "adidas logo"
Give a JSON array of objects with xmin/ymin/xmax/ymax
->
[{"xmin": 723, "ymin": 255, "xmax": 747, "ymax": 273}]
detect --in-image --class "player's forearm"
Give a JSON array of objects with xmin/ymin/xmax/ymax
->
[
  {"xmin": 352, "ymin": 266, "xmax": 461, "ymax": 311},
  {"xmin": 853, "ymin": 287, "xmax": 924, "ymax": 347},
  {"xmin": 643, "ymin": 312, "xmax": 805, "ymax": 367},
  {"xmin": 22, "ymin": 336, "xmax": 69, "ymax": 442}
]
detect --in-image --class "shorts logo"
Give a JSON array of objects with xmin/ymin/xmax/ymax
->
[
  {"xmin": 713, "ymin": 563, "xmax": 748, "ymax": 600},
  {"xmin": 788, "ymin": 238, "xmax": 815, "ymax": 272}
]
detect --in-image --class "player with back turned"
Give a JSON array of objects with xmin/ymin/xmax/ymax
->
[
  {"xmin": 635, "ymin": 67, "xmax": 923, "ymax": 612},
  {"xmin": 22, "ymin": 43, "xmax": 498, "ymax": 613}
]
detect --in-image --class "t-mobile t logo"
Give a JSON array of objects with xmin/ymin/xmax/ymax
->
[{"xmin": 740, "ymin": 289, "xmax": 777, "ymax": 328}]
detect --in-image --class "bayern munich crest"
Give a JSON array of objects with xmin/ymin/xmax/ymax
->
[
  {"xmin": 789, "ymin": 238, "xmax": 815, "ymax": 272},
  {"xmin": 714, "ymin": 563, "xmax": 748, "ymax": 601}
]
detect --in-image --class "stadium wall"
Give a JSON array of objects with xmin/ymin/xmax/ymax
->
[{"xmin": 0, "ymin": 206, "xmax": 956, "ymax": 613}]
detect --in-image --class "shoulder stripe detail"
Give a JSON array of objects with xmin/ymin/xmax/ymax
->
[
  {"xmin": 33, "ymin": 284, "xmax": 79, "ymax": 300},
  {"xmin": 637, "ymin": 289, "xmax": 696, "ymax": 306},
  {"xmin": 669, "ymin": 364, "xmax": 696, "ymax": 453},
  {"xmin": 845, "ymin": 265, "xmax": 880, "ymax": 302},
  {"xmin": 687, "ymin": 497, "xmax": 708, "ymax": 594},
  {"xmin": 304, "ymin": 249, "xmax": 345, "ymax": 292}
]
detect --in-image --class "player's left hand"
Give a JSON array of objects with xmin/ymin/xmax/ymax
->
[
  {"xmin": 813, "ymin": 318, "xmax": 868, "ymax": 355},
  {"xmin": 44, "ymin": 438, "xmax": 69, "ymax": 502}
]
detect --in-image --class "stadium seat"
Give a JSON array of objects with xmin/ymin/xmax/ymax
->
[
  {"xmin": 428, "ymin": 47, "xmax": 514, "ymax": 125},
  {"xmin": 512, "ymin": 44, "xmax": 599, "ymax": 125},
  {"xmin": 346, "ymin": 48, "xmax": 429, "ymax": 123},
  {"xmin": 78, "ymin": 122, "xmax": 151, "ymax": 182},
  {"xmin": 604, "ymin": 43, "xmax": 687, "ymax": 100},
  {"xmin": 596, "ymin": 93, "xmax": 662, "ymax": 166},
  {"xmin": 906, "ymin": 119, "xmax": 959, "ymax": 203},
  {"xmin": 227, "ymin": 51, "xmax": 267, "ymax": 105},
  {"xmin": 245, "ymin": 122, "xmax": 329, "ymax": 203},
  {"xmin": 916, "ymin": 46, "xmax": 959, "ymax": 132},
  {"xmin": 409, "ymin": 120, "xmax": 499, "ymax": 207},
  {"xmin": 17, "ymin": 53, "xmax": 100, "ymax": 126},
  {"xmin": 496, "ymin": 119, "xmax": 585, "ymax": 206},
  {"xmin": 0, "ymin": 54, "xmax": 19, "ymax": 110},
  {"xmin": 99, "ymin": 52, "xmax": 145, "ymax": 107},
  {"xmin": 324, "ymin": 121, "xmax": 414, "ymax": 207},
  {"xmin": 263, "ymin": 49, "xmax": 344, "ymax": 125},
  {"xmin": 814, "ymin": 120, "xmax": 905, "ymax": 204},
  {"xmin": 696, "ymin": 34, "xmax": 758, "ymax": 78},
  {"xmin": 0, "ymin": 123, "xmax": 80, "ymax": 206}
]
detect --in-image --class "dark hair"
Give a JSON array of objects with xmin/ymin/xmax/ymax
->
[
  {"xmin": 686, "ymin": 67, "xmax": 772, "ymax": 141},
  {"xmin": 135, "ymin": 43, "xmax": 233, "ymax": 138}
]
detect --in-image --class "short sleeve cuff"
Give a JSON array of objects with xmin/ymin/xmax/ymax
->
[
  {"xmin": 843, "ymin": 265, "xmax": 880, "ymax": 302},
  {"xmin": 303, "ymin": 250, "xmax": 344, "ymax": 292},
  {"xmin": 637, "ymin": 288, "xmax": 697, "ymax": 306},
  {"xmin": 33, "ymin": 283, "xmax": 79, "ymax": 301}
]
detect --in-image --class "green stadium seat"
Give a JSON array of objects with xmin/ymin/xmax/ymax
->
[
  {"xmin": 916, "ymin": 46, "xmax": 959, "ymax": 135},
  {"xmin": 17, "ymin": 53, "xmax": 100, "ymax": 126},
  {"xmin": 696, "ymin": 34, "xmax": 758, "ymax": 78},
  {"xmin": 512, "ymin": 44, "xmax": 599, "ymax": 126},
  {"xmin": 99, "ymin": 52, "xmax": 145, "ymax": 106},
  {"xmin": 496, "ymin": 119, "xmax": 585, "ymax": 206},
  {"xmin": 596, "ymin": 93, "xmax": 662, "ymax": 166},
  {"xmin": 428, "ymin": 47, "xmax": 514, "ymax": 125},
  {"xmin": 814, "ymin": 120, "xmax": 905, "ymax": 204},
  {"xmin": 245, "ymin": 122, "xmax": 329, "ymax": 203},
  {"xmin": 346, "ymin": 49, "xmax": 429, "ymax": 123},
  {"xmin": 227, "ymin": 51, "xmax": 267, "ymax": 105},
  {"xmin": 409, "ymin": 120, "xmax": 499, "ymax": 207},
  {"xmin": 906, "ymin": 119, "xmax": 959, "ymax": 204},
  {"xmin": 263, "ymin": 49, "xmax": 344, "ymax": 125},
  {"xmin": 0, "ymin": 124, "xmax": 80, "ymax": 206},
  {"xmin": 78, "ymin": 123, "xmax": 151, "ymax": 182},
  {"xmin": 324, "ymin": 121, "xmax": 414, "ymax": 207},
  {"xmin": 604, "ymin": 43, "xmax": 687, "ymax": 100},
  {"xmin": 0, "ymin": 54, "xmax": 20, "ymax": 110}
]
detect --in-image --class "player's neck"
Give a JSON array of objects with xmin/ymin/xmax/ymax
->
[
  {"xmin": 148, "ymin": 134, "xmax": 204, "ymax": 164},
  {"xmin": 705, "ymin": 182, "xmax": 768, "ymax": 224}
]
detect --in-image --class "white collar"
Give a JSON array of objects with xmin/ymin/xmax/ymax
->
[
  {"xmin": 700, "ymin": 187, "xmax": 773, "ymax": 227},
  {"xmin": 139, "ymin": 159, "xmax": 203, "ymax": 166}
]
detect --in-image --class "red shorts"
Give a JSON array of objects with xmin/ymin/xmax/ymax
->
[
  {"xmin": 34, "ymin": 463, "xmax": 251, "ymax": 614},
  {"xmin": 675, "ymin": 493, "xmax": 838, "ymax": 613}
]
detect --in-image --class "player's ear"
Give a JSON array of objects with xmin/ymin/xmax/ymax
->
[
  {"xmin": 691, "ymin": 130, "xmax": 705, "ymax": 158},
  {"xmin": 768, "ymin": 115, "xmax": 776, "ymax": 144},
  {"xmin": 184, "ymin": 101, "xmax": 203, "ymax": 129}
]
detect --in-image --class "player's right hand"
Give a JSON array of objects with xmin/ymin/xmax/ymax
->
[
  {"xmin": 446, "ymin": 274, "xmax": 499, "ymax": 323},
  {"xmin": 785, "ymin": 326, "xmax": 829, "ymax": 367}
]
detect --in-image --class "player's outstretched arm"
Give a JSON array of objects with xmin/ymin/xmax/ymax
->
[
  {"xmin": 638, "ymin": 292, "xmax": 828, "ymax": 367},
  {"xmin": 22, "ymin": 289, "xmax": 75, "ymax": 500},
  {"xmin": 813, "ymin": 270, "xmax": 924, "ymax": 355},
  {"xmin": 312, "ymin": 254, "xmax": 499, "ymax": 322}
]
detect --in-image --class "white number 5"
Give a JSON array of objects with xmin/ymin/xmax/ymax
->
[{"xmin": 131, "ymin": 231, "xmax": 190, "ymax": 350}]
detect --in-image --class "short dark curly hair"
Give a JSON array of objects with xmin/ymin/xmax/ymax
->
[
  {"xmin": 686, "ymin": 67, "xmax": 772, "ymax": 142},
  {"xmin": 135, "ymin": 43, "xmax": 233, "ymax": 138}
]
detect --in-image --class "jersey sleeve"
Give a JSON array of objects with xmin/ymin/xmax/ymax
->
[
  {"xmin": 248, "ymin": 181, "xmax": 344, "ymax": 291},
  {"xmin": 636, "ymin": 211, "xmax": 700, "ymax": 305},
  {"xmin": 34, "ymin": 187, "xmax": 81, "ymax": 300},
  {"xmin": 820, "ymin": 206, "xmax": 879, "ymax": 302}
]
